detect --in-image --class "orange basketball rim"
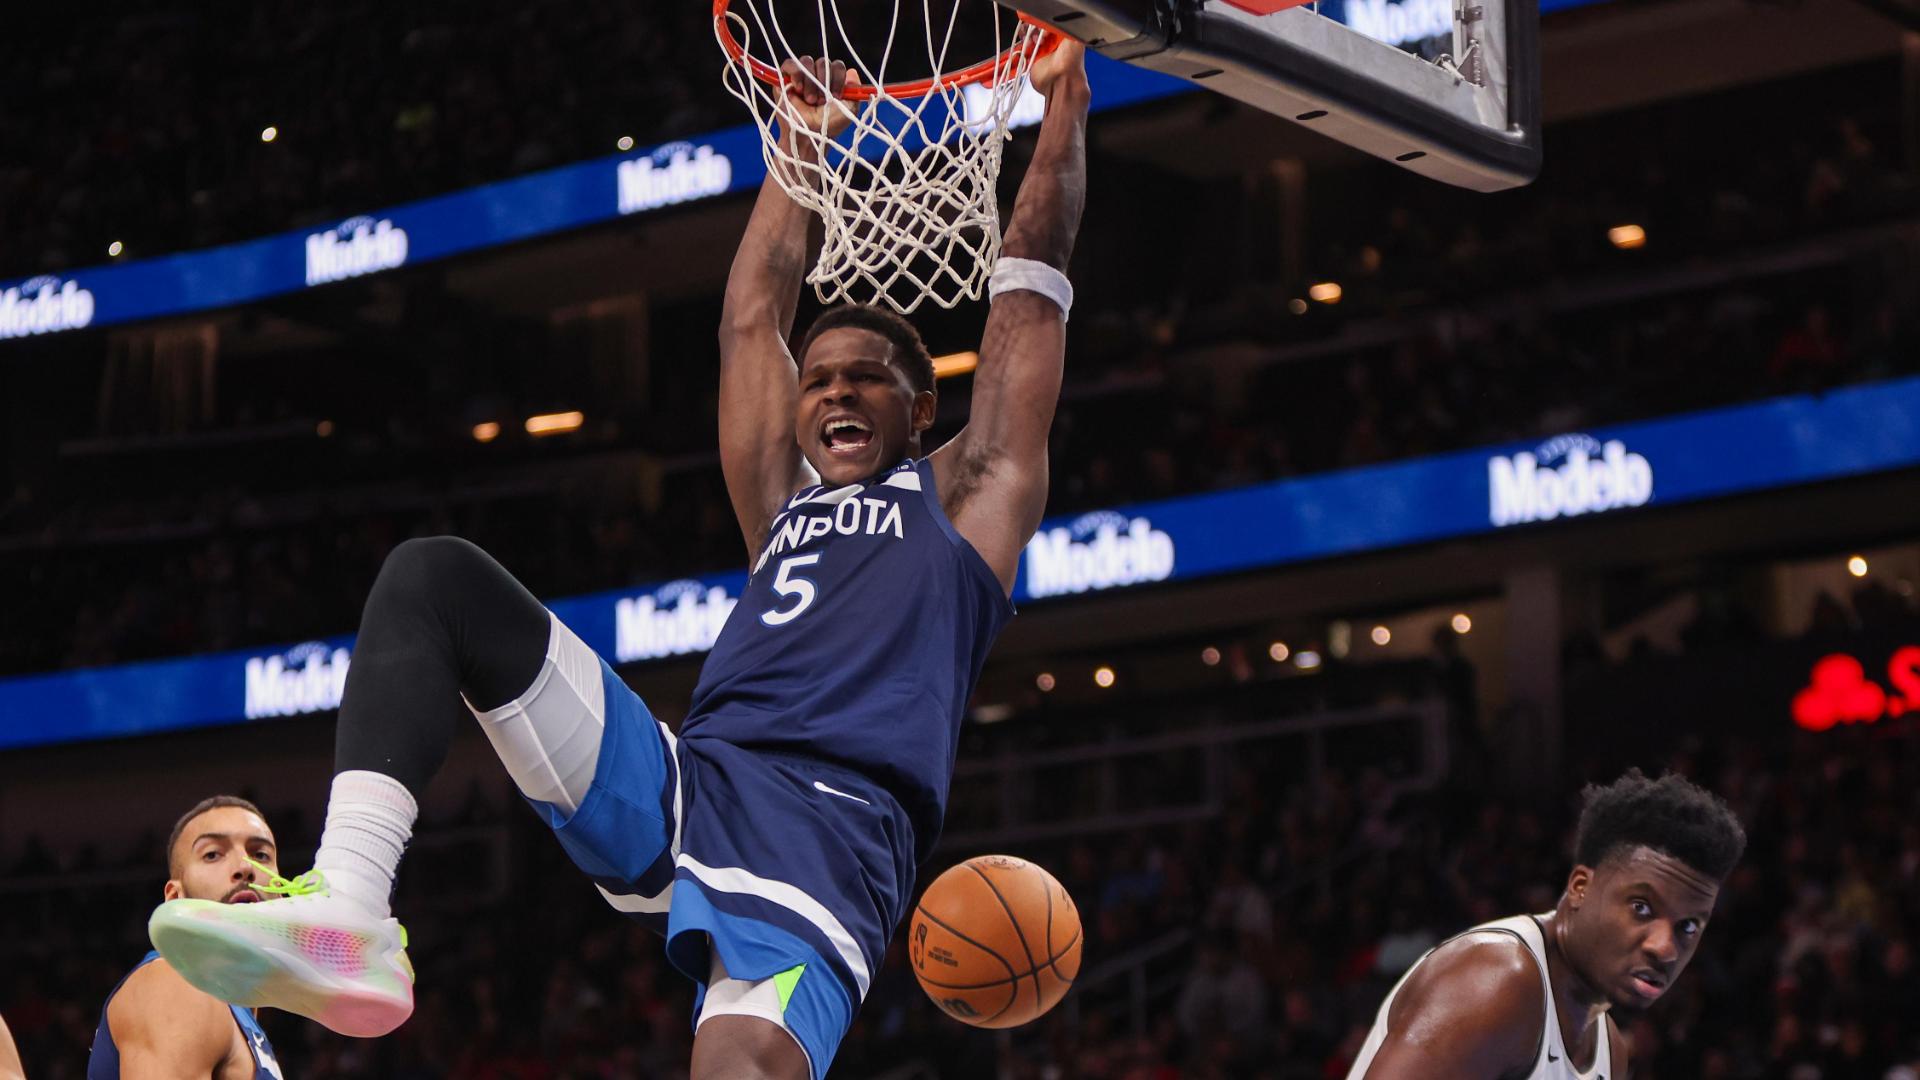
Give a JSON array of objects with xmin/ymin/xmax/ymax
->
[{"xmin": 712, "ymin": 0, "xmax": 1065, "ymax": 102}]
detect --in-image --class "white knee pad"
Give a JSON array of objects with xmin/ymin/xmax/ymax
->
[
  {"xmin": 697, "ymin": 952, "xmax": 812, "ymax": 1076},
  {"xmin": 465, "ymin": 611, "xmax": 605, "ymax": 816}
]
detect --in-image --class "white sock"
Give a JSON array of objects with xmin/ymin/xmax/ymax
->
[{"xmin": 312, "ymin": 770, "xmax": 417, "ymax": 920}]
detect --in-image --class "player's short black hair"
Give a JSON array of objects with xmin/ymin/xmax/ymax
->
[
  {"xmin": 798, "ymin": 303, "xmax": 936, "ymax": 394},
  {"xmin": 1573, "ymin": 769, "xmax": 1746, "ymax": 882},
  {"xmin": 166, "ymin": 794, "xmax": 265, "ymax": 876}
]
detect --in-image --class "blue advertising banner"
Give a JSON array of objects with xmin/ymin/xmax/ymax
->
[
  {"xmin": 0, "ymin": 58, "xmax": 1187, "ymax": 343},
  {"xmin": 3, "ymin": 375, "xmax": 1916, "ymax": 751}
]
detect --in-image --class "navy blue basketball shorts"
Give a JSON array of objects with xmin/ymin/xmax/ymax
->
[{"xmin": 509, "ymin": 646, "xmax": 916, "ymax": 1078}]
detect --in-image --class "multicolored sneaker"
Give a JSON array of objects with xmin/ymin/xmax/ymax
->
[{"xmin": 149, "ymin": 863, "xmax": 415, "ymax": 1038}]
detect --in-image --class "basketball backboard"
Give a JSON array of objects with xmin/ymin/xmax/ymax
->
[{"xmin": 998, "ymin": 0, "xmax": 1541, "ymax": 190}]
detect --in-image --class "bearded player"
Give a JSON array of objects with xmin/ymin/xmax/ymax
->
[
  {"xmin": 91, "ymin": 797, "xmax": 288, "ymax": 1080},
  {"xmin": 1347, "ymin": 770, "xmax": 1746, "ymax": 1079},
  {"xmin": 149, "ymin": 41, "xmax": 1089, "ymax": 1080}
]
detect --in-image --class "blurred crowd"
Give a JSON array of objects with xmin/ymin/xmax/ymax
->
[
  {"xmin": 2, "ymin": 0, "xmax": 723, "ymax": 278},
  {"xmin": 2, "ymin": 691, "xmax": 1915, "ymax": 1079}
]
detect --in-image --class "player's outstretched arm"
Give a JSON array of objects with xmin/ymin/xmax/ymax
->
[
  {"xmin": 932, "ymin": 40, "xmax": 1090, "ymax": 592},
  {"xmin": 1354, "ymin": 934, "xmax": 1544, "ymax": 1080},
  {"xmin": 717, "ymin": 59, "xmax": 857, "ymax": 560},
  {"xmin": 106, "ymin": 961, "xmax": 235, "ymax": 1079},
  {"xmin": 0, "ymin": 1013, "xmax": 25, "ymax": 1080}
]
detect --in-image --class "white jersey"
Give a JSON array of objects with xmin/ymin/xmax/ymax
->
[{"xmin": 1345, "ymin": 914, "xmax": 1616, "ymax": 1080}]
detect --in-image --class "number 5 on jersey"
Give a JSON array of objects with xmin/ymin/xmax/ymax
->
[{"xmin": 761, "ymin": 554, "xmax": 822, "ymax": 626}]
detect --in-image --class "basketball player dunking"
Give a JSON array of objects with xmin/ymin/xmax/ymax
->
[
  {"xmin": 1347, "ymin": 770, "xmax": 1746, "ymax": 1080},
  {"xmin": 90, "ymin": 797, "xmax": 288, "ymax": 1080},
  {"xmin": 149, "ymin": 41, "xmax": 1089, "ymax": 1080}
]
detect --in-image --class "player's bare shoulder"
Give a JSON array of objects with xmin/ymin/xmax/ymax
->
[
  {"xmin": 109, "ymin": 958, "xmax": 247, "ymax": 1078},
  {"xmin": 1608, "ymin": 1015, "xmax": 1633, "ymax": 1080},
  {"xmin": 1364, "ymin": 929, "xmax": 1544, "ymax": 1079}
]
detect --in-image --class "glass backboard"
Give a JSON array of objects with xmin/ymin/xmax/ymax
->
[{"xmin": 1000, "ymin": 0, "xmax": 1541, "ymax": 190}]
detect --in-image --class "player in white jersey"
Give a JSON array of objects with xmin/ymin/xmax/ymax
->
[{"xmin": 1346, "ymin": 770, "xmax": 1746, "ymax": 1080}]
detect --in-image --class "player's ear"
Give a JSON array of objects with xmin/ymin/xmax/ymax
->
[
  {"xmin": 163, "ymin": 878, "xmax": 185, "ymax": 902},
  {"xmin": 1565, "ymin": 865, "xmax": 1594, "ymax": 910},
  {"xmin": 912, "ymin": 389, "xmax": 936, "ymax": 434}
]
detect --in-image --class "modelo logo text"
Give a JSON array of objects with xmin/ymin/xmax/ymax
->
[
  {"xmin": 245, "ymin": 642, "xmax": 351, "ymax": 719},
  {"xmin": 1024, "ymin": 511, "xmax": 1175, "ymax": 600},
  {"xmin": 0, "ymin": 276, "xmax": 95, "ymax": 339},
  {"xmin": 1489, "ymin": 434, "xmax": 1653, "ymax": 528},
  {"xmin": 1343, "ymin": 0, "xmax": 1453, "ymax": 46},
  {"xmin": 618, "ymin": 144, "xmax": 732, "ymax": 215},
  {"xmin": 305, "ymin": 217, "xmax": 409, "ymax": 286},
  {"xmin": 615, "ymin": 580, "xmax": 737, "ymax": 662}
]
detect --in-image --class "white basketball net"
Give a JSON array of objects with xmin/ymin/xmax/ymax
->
[{"xmin": 717, "ymin": 2, "xmax": 1050, "ymax": 313}]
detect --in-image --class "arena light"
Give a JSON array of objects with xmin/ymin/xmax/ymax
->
[
  {"xmin": 1035, "ymin": 672, "xmax": 1056, "ymax": 692},
  {"xmin": 1452, "ymin": 613, "xmax": 1472, "ymax": 634},
  {"xmin": 315, "ymin": 420, "xmax": 335, "ymax": 438},
  {"xmin": 1295, "ymin": 649, "xmax": 1323, "ymax": 670},
  {"xmin": 932, "ymin": 351, "xmax": 979, "ymax": 379},
  {"xmin": 1200, "ymin": 646, "xmax": 1221, "ymax": 667},
  {"xmin": 525, "ymin": 411, "xmax": 584, "ymax": 436},
  {"xmin": 1848, "ymin": 555, "xmax": 1869, "ymax": 578},
  {"xmin": 1608, "ymin": 224, "xmax": 1646, "ymax": 250},
  {"xmin": 472, "ymin": 421, "xmax": 501, "ymax": 443},
  {"xmin": 1093, "ymin": 666, "xmax": 1116, "ymax": 688},
  {"xmin": 107, "ymin": 241, "xmax": 123, "ymax": 258},
  {"xmin": 972, "ymin": 703, "xmax": 1015, "ymax": 724},
  {"xmin": 617, "ymin": 135, "xmax": 635, "ymax": 151},
  {"xmin": 1268, "ymin": 641, "xmax": 1289, "ymax": 662},
  {"xmin": 1308, "ymin": 282, "xmax": 1343, "ymax": 304},
  {"xmin": 1371, "ymin": 625, "xmax": 1391, "ymax": 645},
  {"xmin": 1288, "ymin": 298, "xmax": 1309, "ymax": 315},
  {"xmin": 260, "ymin": 126, "xmax": 279, "ymax": 143}
]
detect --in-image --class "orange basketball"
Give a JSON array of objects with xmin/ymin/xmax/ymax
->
[{"xmin": 908, "ymin": 854, "xmax": 1082, "ymax": 1029}]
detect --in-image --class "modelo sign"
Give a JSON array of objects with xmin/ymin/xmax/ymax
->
[
  {"xmin": 0, "ymin": 276, "xmax": 96, "ymax": 339},
  {"xmin": 1791, "ymin": 644, "xmax": 1920, "ymax": 732},
  {"xmin": 1023, "ymin": 510, "xmax": 1175, "ymax": 600},
  {"xmin": 1489, "ymin": 433, "xmax": 1653, "ymax": 528},
  {"xmin": 614, "ymin": 579, "xmax": 737, "ymax": 663},
  {"xmin": 617, "ymin": 143, "xmax": 732, "ymax": 216},
  {"xmin": 244, "ymin": 641, "xmax": 351, "ymax": 719}
]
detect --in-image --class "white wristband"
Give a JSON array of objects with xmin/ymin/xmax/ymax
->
[{"xmin": 988, "ymin": 257, "xmax": 1074, "ymax": 321}]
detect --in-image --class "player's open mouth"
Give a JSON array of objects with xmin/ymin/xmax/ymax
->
[
  {"xmin": 226, "ymin": 888, "xmax": 263, "ymax": 904},
  {"xmin": 822, "ymin": 416, "xmax": 873, "ymax": 454},
  {"xmin": 1628, "ymin": 969, "xmax": 1667, "ymax": 999}
]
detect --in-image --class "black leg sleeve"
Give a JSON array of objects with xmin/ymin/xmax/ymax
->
[{"xmin": 334, "ymin": 536, "xmax": 552, "ymax": 799}]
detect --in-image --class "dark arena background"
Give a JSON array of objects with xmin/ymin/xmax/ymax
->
[{"xmin": 5, "ymin": 0, "xmax": 1920, "ymax": 1077}]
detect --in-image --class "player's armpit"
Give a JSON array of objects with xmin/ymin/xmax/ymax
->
[
  {"xmin": 107, "ymin": 961, "xmax": 235, "ymax": 1080},
  {"xmin": 1355, "ymin": 933, "xmax": 1545, "ymax": 1080}
]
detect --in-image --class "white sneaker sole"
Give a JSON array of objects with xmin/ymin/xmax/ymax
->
[{"xmin": 150, "ymin": 902, "xmax": 413, "ymax": 1038}]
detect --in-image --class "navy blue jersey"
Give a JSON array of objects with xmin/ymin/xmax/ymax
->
[
  {"xmin": 89, "ymin": 952, "xmax": 285, "ymax": 1080},
  {"xmin": 683, "ymin": 457, "xmax": 1012, "ymax": 856}
]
